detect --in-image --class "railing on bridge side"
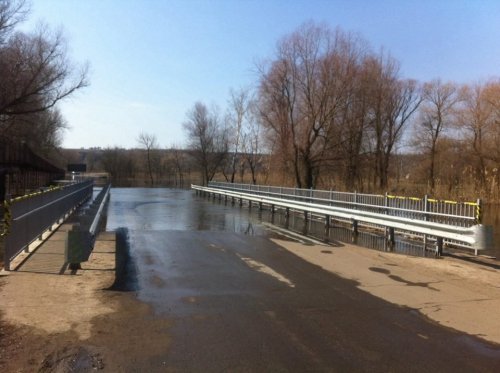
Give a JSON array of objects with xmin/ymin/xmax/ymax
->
[
  {"xmin": 66, "ymin": 183, "xmax": 111, "ymax": 270},
  {"xmin": 194, "ymin": 182, "xmax": 492, "ymax": 256},
  {"xmin": 2, "ymin": 180, "xmax": 94, "ymax": 270},
  {"xmin": 208, "ymin": 181, "xmax": 480, "ymax": 227}
]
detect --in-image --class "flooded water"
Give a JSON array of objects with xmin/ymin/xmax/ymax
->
[
  {"xmin": 105, "ymin": 188, "xmax": 499, "ymax": 260},
  {"xmin": 106, "ymin": 188, "xmax": 267, "ymax": 235}
]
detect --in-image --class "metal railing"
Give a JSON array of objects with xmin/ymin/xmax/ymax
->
[
  {"xmin": 197, "ymin": 182, "xmax": 493, "ymax": 255},
  {"xmin": 2, "ymin": 180, "xmax": 94, "ymax": 270},
  {"xmin": 208, "ymin": 181, "xmax": 480, "ymax": 227},
  {"xmin": 66, "ymin": 184, "xmax": 111, "ymax": 269}
]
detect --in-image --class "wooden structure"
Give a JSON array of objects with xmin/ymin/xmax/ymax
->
[{"xmin": 0, "ymin": 141, "xmax": 65, "ymax": 200}]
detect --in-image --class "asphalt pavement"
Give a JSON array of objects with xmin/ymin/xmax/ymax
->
[
  {"xmin": 129, "ymin": 231, "xmax": 500, "ymax": 370},
  {"xmin": 105, "ymin": 188, "xmax": 500, "ymax": 371}
]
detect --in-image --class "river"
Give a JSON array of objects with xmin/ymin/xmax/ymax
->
[{"xmin": 106, "ymin": 188, "xmax": 500, "ymax": 261}]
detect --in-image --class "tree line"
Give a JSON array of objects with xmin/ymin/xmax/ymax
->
[
  {"xmin": 0, "ymin": 0, "xmax": 88, "ymax": 159},
  {"xmin": 182, "ymin": 22, "xmax": 500, "ymax": 200}
]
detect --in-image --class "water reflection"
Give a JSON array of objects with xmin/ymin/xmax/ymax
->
[
  {"xmin": 105, "ymin": 188, "xmax": 499, "ymax": 259},
  {"xmin": 106, "ymin": 188, "xmax": 266, "ymax": 236}
]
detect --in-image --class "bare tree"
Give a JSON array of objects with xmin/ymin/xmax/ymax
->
[
  {"xmin": 365, "ymin": 53, "xmax": 422, "ymax": 189},
  {"xmin": 483, "ymin": 81, "xmax": 500, "ymax": 165},
  {"xmin": 2, "ymin": 107, "xmax": 67, "ymax": 155},
  {"xmin": 0, "ymin": 27, "xmax": 88, "ymax": 117},
  {"xmin": 0, "ymin": 0, "xmax": 28, "ymax": 45},
  {"xmin": 456, "ymin": 82, "xmax": 495, "ymax": 187},
  {"xmin": 451, "ymin": 79, "xmax": 500, "ymax": 195},
  {"xmin": 137, "ymin": 132, "xmax": 159, "ymax": 186},
  {"xmin": 418, "ymin": 79, "xmax": 461, "ymax": 190},
  {"xmin": 258, "ymin": 22, "xmax": 367, "ymax": 189},
  {"xmin": 241, "ymin": 100, "xmax": 262, "ymax": 184},
  {"xmin": 0, "ymin": 1, "xmax": 88, "ymax": 147},
  {"xmin": 169, "ymin": 144, "xmax": 186, "ymax": 187},
  {"xmin": 101, "ymin": 147, "xmax": 136, "ymax": 185},
  {"xmin": 183, "ymin": 102, "xmax": 228, "ymax": 185},
  {"xmin": 226, "ymin": 88, "xmax": 251, "ymax": 183}
]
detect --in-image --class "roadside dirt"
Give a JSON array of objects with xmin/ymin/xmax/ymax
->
[{"xmin": 0, "ymin": 232, "xmax": 171, "ymax": 372}]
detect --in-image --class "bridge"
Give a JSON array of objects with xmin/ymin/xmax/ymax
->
[
  {"xmin": 1, "ymin": 185, "xmax": 500, "ymax": 371},
  {"xmin": 193, "ymin": 181, "xmax": 494, "ymax": 256}
]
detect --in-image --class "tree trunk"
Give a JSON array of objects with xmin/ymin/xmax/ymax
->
[{"xmin": 146, "ymin": 150, "xmax": 154, "ymax": 186}]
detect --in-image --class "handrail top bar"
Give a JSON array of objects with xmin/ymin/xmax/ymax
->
[
  {"xmin": 207, "ymin": 182, "xmax": 477, "ymax": 221},
  {"xmin": 209, "ymin": 181, "xmax": 478, "ymax": 206}
]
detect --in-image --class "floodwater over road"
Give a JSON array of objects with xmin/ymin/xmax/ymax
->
[{"xmin": 105, "ymin": 188, "xmax": 500, "ymax": 371}]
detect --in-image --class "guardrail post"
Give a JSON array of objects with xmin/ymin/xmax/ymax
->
[
  {"xmin": 325, "ymin": 215, "xmax": 330, "ymax": 240},
  {"xmin": 285, "ymin": 207, "xmax": 290, "ymax": 229},
  {"xmin": 352, "ymin": 219, "xmax": 358, "ymax": 244},
  {"xmin": 423, "ymin": 195, "xmax": 428, "ymax": 253},
  {"xmin": 435, "ymin": 237, "xmax": 443, "ymax": 257},
  {"xmin": 387, "ymin": 227, "xmax": 395, "ymax": 251},
  {"xmin": 476, "ymin": 198, "xmax": 482, "ymax": 224}
]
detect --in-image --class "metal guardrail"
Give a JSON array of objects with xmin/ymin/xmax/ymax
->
[
  {"xmin": 66, "ymin": 184, "xmax": 111, "ymax": 269},
  {"xmin": 195, "ymin": 183, "xmax": 494, "ymax": 256},
  {"xmin": 2, "ymin": 180, "xmax": 94, "ymax": 270},
  {"xmin": 209, "ymin": 181, "xmax": 481, "ymax": 226}
]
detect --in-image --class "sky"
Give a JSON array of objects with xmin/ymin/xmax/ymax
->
[{"xmin": 21, "ymin": 0, "xmax": 500, "ymax": 149}]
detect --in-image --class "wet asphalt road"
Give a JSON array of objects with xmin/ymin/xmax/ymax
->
[{"xmin": 107, "ymin": 188, "xmax": 500, "ymax": 371}]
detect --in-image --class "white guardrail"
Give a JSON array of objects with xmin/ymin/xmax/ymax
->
[{"xmin": 191, "ymin": 184, "xmax": 494, "ymax": 255}]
